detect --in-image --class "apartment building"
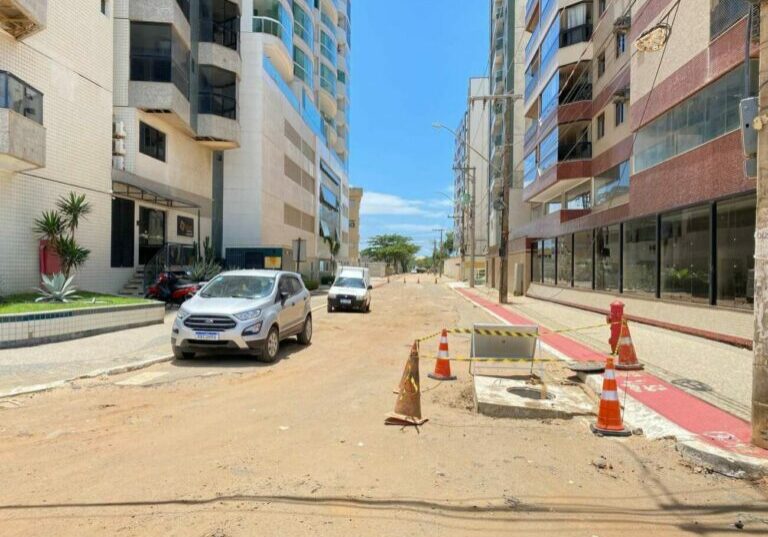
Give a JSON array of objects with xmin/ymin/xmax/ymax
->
[
  {"xmin": 221, "ymin": 0, "xmax": 352, "ymax": 276},
  {"xmin": 452, "ymin": 77, "xmax": 491, "ymax": 282},
  {"xmin": 486, "ymin": 0, "xmax": 531, "ymax": 291},
  {"xmin": 0, "ymin": 1, "xmax": 116, "ymax": 294},
  {"xmin": 111, "ymin": 0, "xmax": 242, "ymax": 292},
  {"xmin": 348, "ymin": 186, "xmax": 362, "ymax": 265},
  {"xmin": 515, "ymin": 0, "xmax": 757, "ymax": 310}
]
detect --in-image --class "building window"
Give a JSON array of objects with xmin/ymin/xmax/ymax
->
[
  {"xmin": 623, "ymin": 216, "xmax": 657, "ymax": 296},
  {"xmin": 566, "ymin": 185, "xmax": 591, "ymax": 209},
  {"xmin": 595, "ymin": 225, "xmax": 620, "ymax": 291},
  {"xmin": 634, "ymin": 62, "xmax": 755, "ymax": 172},
  {"xmin": 0, "ymin": 71, "xmax": 43, "ymax": 124},
  {"xmin": 574, "ymin": 231, "xmax": 593, "ymax": 288},
  {"xmin": 615, "ymin": 32, "xmax": 626, "ymax": 57},
  {"xmin": 293, "ymin": 47, "xmax": 314, "ymax": 88},
  {"xmin": 139, "ymin": 122, "xmax": 166, "ymax": 162},
  {"xmin": 532, "ymin": 241, "xmax": 543, "ymax": 283},
  {"xmin": 542, "ymin": 239, "xmax": 556, "ymax": 284},
  {"xmin": 596, "ymin": 113, "xmax": 605, "ymax": 139},
  {"xmin": 523, "ymin": 150, "xmax": 539, "ymax": 186},
  {"xmin": 594, "ymin": 161, "xmax": 630, "ymax": 206},
  {"xmin": 320, "ymin": 30, "xmax": 337, "ymax": 65},
  {"xmin": 320, "ymin": 63, "xmax": 337, "ymax": 96},
  {"xmin": 130, "ymin": 22, "xmax": 191, "ymax": 99},
  {"xmin": 717, "ymin": 195, "xmax": 756, "ymax": 309},
  {"xmin": 598, "ymin": 0, "xmax": 606, "ymax": 16},
  {"xmin": 539, "ymin": 128, "xmax": 559, "ymax": 172},
  {"xmin": 560, "ymin": 3, "xmax": 592, "ymax": 47},
  {"xmin": 293, "ymin": 2, "xmax": 314, "ymax": 49},
  {"xmin": 597, "ymin": 51, "xmax": 606, "ymax": 78},
  {"xmin": 101, "ymin": 0, "xmax": 108, "ymax": 15},
  {"xmin": 545, "ymin": 201, "xmax": 562, "ymax": 214},
  {"xmin": 541, "ymin": 73, "xmax": 559, "ymax": 119},
  {"xmin": 660, "ymin": 205, "xmax": 711, "ymax": 303},
  {"xmin": 557, "ymin": 235, "xmax": 573, "ymax": 287},
  {"xmin": 540, "ymin": 19, "xmax": 560, "ymax": 71},
  {"xmin": 200, "ymin": 0, "xmax": 240, "ymax": 50},
  {"xmin": 615, "ymin": 101, "xmax": 625, "ymax": 125},
  {"xmin": 198, "ymin": 65, "xmax": 237, "ymax": 119}
]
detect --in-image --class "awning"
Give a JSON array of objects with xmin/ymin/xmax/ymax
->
[{"xmin": 112, "ymin": 169, "xmax": 212, "ymax": 216}]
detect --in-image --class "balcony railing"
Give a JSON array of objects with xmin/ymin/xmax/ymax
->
[
  {"xmin": 130, "ymin": 54, "xmax": 190, "ymax": 99},
  {"xmin": 198, "ymin": 91, "xmax": 236, "ymax": 119},
  {"xmin": 710, "ymin": 0, "xmax": 750, "ymax": 40},
  {"xmin": 560, "ymin": 24, "xmax": 592, "ymax": 47},
  {"xmin": 320, "ymin": 74, "xmax": 337, "ymax": 96},
  {"xmin": 560, "ymin": 83, "xmax": 592, "ymax": 105},
  {"xmin": 558, "ymin": 140, "xmax": 592, "ymax": 161},
  {"xmin": 253, "ymin": 16, "xmax": 291, "ymax": 51},
  {"xmin": 0, "ymin": 71, "xmax": 43, "ymax": 124},
  {"xmin": 200, "ymin": 17, "xmax": 239, "ymax": 50}
]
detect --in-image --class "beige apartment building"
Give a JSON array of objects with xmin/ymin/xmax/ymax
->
[
  {"xmin": 0, "ymin": 1, "xmax": 116, "ymax": 294},
  {"xmin": 348, "ymin": 186, "xmax": 362, "ymax": 264}
]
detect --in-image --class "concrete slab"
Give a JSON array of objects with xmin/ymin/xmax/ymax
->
[{"xmin": 474, "ymin": 375, "xmax": 594, "ymax": 419}]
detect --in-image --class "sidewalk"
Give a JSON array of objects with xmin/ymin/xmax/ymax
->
[
  {"xmin": 452, "ymin": 284, "xmax": 767, "ymax": 476},
  {"xmin": 0, "ymin": 313, "xmax": 175, "ymax": 398}
]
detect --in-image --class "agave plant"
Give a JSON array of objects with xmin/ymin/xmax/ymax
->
[
  {"xmin": 35, "ymin": 273, "xmax": 81, "ymax": 303},
  {"xmin": 188, "ymin": 259, "xmax": 222, "ymax": 283}
]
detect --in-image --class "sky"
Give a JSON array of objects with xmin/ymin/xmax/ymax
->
[{"xmin": 348, "ymin": 0, "xmax": 490, "ymax": 255}]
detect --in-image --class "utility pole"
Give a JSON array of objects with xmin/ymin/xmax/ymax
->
[
  {"xmin": 753, "ymin": 0, "xmax": 768, "ymax": 449},
  {"xmin": 498, "ymin": 98, "xmax": 512, "ymax": 304},
  {"xmin": 469, "ymin": 166, "xmax": 477, "ymax": 288},
  {"xmin": 433, "ymin": 228, "xmax": 444, "ymax": 277}
]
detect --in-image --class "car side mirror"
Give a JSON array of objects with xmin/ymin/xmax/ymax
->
[{"xmin": 280, "ymin": 291, "xmax": 290, "ymax": 303}]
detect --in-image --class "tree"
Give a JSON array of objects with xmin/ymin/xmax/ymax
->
[
  {"xmin": 323, "ymin": 234, "xmax": 341, "ymax": 273},
  {"xmin": 442, "ymin": 231, "xmax": 456, "ymax": 257},
  {"xmin": 361, "ymin": 234, "xmax": 420, "ymax": 273},
  {"xmin": 33, "ymin": 192, "xmax": 92, "ymax": 279}
]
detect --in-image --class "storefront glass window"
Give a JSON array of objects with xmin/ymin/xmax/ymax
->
[
  {"xmin": 717, "ymin": 195, "xmax": 756, "ymax": 309},
  {"xmin": 573, "ymin": 230, "xmax": 593, "ymax": 288},
  {"xmin": 557, "ymin": 235, "xmax": 573, "ymax": 286},
  {"xmin": 623, "ymin": 216, "xmax": 657, "ymax": 296},
  {"xmin": 595, "ymin": 225, "xmax": 620, "ymax": 291},
  {"xmin": 531, "ymin": 240, "xmax": 543, "ymax": 283},
  {"xmin": 542, "ymin": 238, "xmax": 556, "ymax": 284},
  {"xmin": 660, "ymin": 205, "xmax": 710, "ymax": 303}
]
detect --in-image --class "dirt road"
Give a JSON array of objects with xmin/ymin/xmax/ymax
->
[{"xmin": 1, "ymin": 276, "xmax": 766, "ymax": 536}]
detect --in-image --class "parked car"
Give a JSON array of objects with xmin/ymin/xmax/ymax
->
[
  {"xmin": 172, "ymin": 270, "xmax": 312, "ymax": 362},
  {"xmin": 327, "ymin": 267, "xmax": 372, "ymax": 312}
]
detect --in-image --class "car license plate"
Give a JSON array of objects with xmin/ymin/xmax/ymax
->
[
  {"xmin": 341, "ymin": 299, "xmax": 352, "ymax": 305},
  {"xmin": 195, "ymin": 331, "xmax": 220, "ymax": 341}
]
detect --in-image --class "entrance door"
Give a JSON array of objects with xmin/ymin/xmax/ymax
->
[
  {"xmin": 111, "ymin": 198, "xmax": 135, "ymax": 268},
  {"xmin": 138, "ymin": 207, "xmax": 166, "ymax": 265}
]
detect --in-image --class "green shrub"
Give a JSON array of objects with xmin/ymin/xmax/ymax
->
[
  {"xmin": 320, "ymin": 274, "xmax": 334, "ymax": 286},
  {"xmin": 302, "ymin": 278, "xmax": 319, "ymax": 291}
]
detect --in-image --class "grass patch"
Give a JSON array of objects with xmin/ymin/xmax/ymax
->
[{"xmin": 0, "ymin": 292, "xmax": 153, "ymax": 315}]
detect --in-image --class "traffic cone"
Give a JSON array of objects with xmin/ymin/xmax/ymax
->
[
  {"xmin": 590, "ymin": 357, "xmax": 631, "ymax": 437},
  {"xmin": 429, "ymin": 329, "xmax": 456, "ymax": 381},
  {"xmin": 385, "ymin": 341, "xmax": 428, "ymax": 426},
  {"xmin": 615, "ymin": 320, "xmax": 643, "ymax": 371}
]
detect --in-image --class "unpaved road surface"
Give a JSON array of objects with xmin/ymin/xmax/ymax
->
[{"xmin": 1, "ymin": 276, "xmax": 767, "ymax": 536}]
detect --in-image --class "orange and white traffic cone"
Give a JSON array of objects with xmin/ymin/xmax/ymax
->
[
  {"xmin": 591, "ymin": 357, "xmax": 631, "ymax": 437},
  {"xmin": 615, "ymin": 320, "xmax": 643, "ymax": 371},
  {"xmin": 386, "ymin": 341, "xmax": 428, "ymax": 426},
  {"xmin": 429, "ymin": 329, "xmax": 456, "ymax": 381}
]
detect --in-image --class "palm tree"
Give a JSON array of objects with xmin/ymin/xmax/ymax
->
[{"xmin": 57, "ymin": 192, "xmax": 92, "ymax": 237}]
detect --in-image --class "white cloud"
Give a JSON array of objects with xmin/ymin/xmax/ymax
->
[{"xmin": 360, "ymin": 191, "xmax": 446, "ymax": 218}]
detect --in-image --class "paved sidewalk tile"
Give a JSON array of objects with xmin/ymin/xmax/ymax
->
[{"xmin": 456, "ymin": 286, "xmax": 767, "ymax": 461}]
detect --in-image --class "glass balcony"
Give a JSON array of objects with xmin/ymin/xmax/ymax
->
[
  {"xmin": 0, "ymin": 71, "xmax": 43, "ymax": 124},
  {"xmin": 558, "ymin": 140, "xmax": 591, "ymax": 161},
  {"xmin": 560, "ymin": 24, "xmax": 592, "ymax": 47},
  {"xmin": 321, "ymin": 11, "xmax": 336, "ymax": 32},
  {"xmin": 200, "ymin": 0, "xmax": 240, "ymax": 52},
  {"xmin": 253, "ymin": 16, "xmax": 291, "ymax": 51},
  {"xmin": 559, "ymin": 83, "xmax": 592, "ymax": 105}
]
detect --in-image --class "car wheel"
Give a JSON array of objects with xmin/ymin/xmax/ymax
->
[
  {"xmin": 259, "ymin": 326, "xmax": 280, "ymax": 363},
  {"xmin": 366, "ymin": 301, "xmax": 371, "ymax": 313},
  {"xmin": 173, "ymin": 347, "xmax": 194, "ymax": 360},
  {"xmin": 297, "ymin": 315, "xmax": 312, "ymax": 345},
  {"xmin": 327, "ymin": 303, "xmax": 333, "ymax": 313}
]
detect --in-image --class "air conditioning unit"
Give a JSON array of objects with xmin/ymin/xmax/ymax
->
[
  {"xmin": 113, "ymin": 120, "xmax": 126, "ymax": 139},
  {"xmin": 612, "ymin": 87, "xmax": 630, "ymax": 103},
  {"xmin": 613, "ymin": 15, "xmax": 631, "ymax": 33},
  {"xmin": 112, "ymin": 155, "xmax": 125, "ymax": 171},
  {"xmin": 112, "ymin": 138, "xmax": 126, "ymax": 156}
]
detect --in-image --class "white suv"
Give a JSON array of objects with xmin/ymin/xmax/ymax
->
[{"xmin": 172, "ymin": 270, "xmax": 312, "ymax": 362}]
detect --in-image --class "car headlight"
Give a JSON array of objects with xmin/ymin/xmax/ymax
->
[
  {"xmin": 242, "ymin": 321, "xmax": 263, "ymax": 336},
  {"xmin": 176, "ymin": 307, "xmax": 191, "ymax": 321},
  {"xmin": 234, "ymin": 308, "xmax": 262, "ymax": 321}
]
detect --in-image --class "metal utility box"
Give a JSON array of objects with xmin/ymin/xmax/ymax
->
[{"xmin": 471, "ymin": 323, "xmax": 538, "ymax": 377}]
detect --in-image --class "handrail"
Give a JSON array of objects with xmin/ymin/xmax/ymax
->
[
  {"xmin": 560, "ymin": 24, "xmax": 592, "ymax": 47},
  {"xmin": 253, "ymin": 16, "xmax": 291, "ymax": 51},
  {"xmin": 142, "ymin": 243, "xmax": 197, "ymax": 290}
]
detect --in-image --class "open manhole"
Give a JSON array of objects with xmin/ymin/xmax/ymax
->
[{"xmin": 506, "ymin": 387, "xmax": 555, "ymax": 400}]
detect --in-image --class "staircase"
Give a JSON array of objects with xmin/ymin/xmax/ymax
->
[{"xmin": 119, "ymin": 267, "xmax": 146, "ymax": 297}]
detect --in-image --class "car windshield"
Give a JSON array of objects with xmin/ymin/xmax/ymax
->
[
  {"xmin": 333, "ymin": 277, "xmax": 366, "ymax": 289},
  {"xmin": 199, "ymin": 275, "xmax": 275, "ymax": 299}
]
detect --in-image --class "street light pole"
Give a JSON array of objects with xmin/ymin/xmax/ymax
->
[{"xmin": 433, "ymin": 227, "xmax": 444, "ymax": 277}]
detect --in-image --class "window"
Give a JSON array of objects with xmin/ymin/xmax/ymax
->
[
  {"xmin": 198, "ymin": 66, "xmax": 237, "ymax": 119},
  {"xmin": 623, "ymin": 216, "xmax": 657, "ymax": 296},
  {"xmin": 557, "ymin": 235, "xmax": 573, "ymax": 286},
  {"xmin": 595, "ymin": 225, "xmax": 620, "ymax": 291},
  {"xmin": 597, "ymin": 52, "xmax": 606, "ymax": 78},
  {"xmin": 545, "ymin": 201, "xmax": 562, "ymax": 214},
  {"xmin": 101, "ymin": 0, "xmax": 108, "ymax": 15},
  {"xmin": 616, "ymin": 32, "xmax": 626, "ymax": 57},
  {"xmin": 598, "ymin": 0, "xmax": 606, "ymax": 16},
  {"xmin": 293, "ymin": 1, "xmax": 314, "ymax": 48},
  {"xmin": 542, "ymin": 239, "xmax": 556, "ymax": 284},
  {"xmin": 532, "ymin": 241, "xmax": 543, "ymax": 283},
  {"xmin": 540, "ymin": 73, "xmax": 559, "ymax": 119},
  {"xmin": 130, "ymin": 22, "xmax": 191, "ymax": 98},
  {"xmin": 560, "ymin": 3, "xmax": 592, "ymax": 47},
  {"xmin": 293, "ymin": 47, "xmax": 314, "ymax": 87},
  {"xmin": 634, "ymin": 62, "xmax": 756, "ymax": 172},
  {"xmin": 320, "ymin": 63, "xmax": 337, "ymax": 96},
  {"xmin": 139, "ymin": 122, "xmax": 166, "ymax": 162},
  {"xmin": 566, "ymin": 185, "xmax": 591, "ymax": 209},
  {"xmin": 660, "ymin": 205, "xmax": 711, "ymax": 303},
  {"xmin": 320, "ymin": 30, "xmax": 337, "ymax": 65},
  {"xmin": 596, "ymin": 113, "xmax": 605, "ymax": 139},
  {"xmin": 0, "ymin": 71, "xmax": 43, "ymax": 124},
  {"xmin": 574, "ymin": 231, "xmax": 593, "ymax": 288},
  {"xmin": 320, "ymin": 184, "xmax": 339, "ymax": 209},
  {"xmin": 615, "ymin": 101, "xmax": 625, "ymax": 126},
  {"xmin": 200, "ymin": 0, "xmax": 240, "ymax": 50},
  {"xmin": 717, "ymin": 195, "xmax": 756, "ymax": 309},
  {"xmin": 337, "ymin": 69, "xmax": 347, "ymax": 84},
  {"xmin": 540, "ymin": 18, "xmax": 560, "ymax": 71},
  {"xmin": 594, "ymin": 160, "xmax": 630, "ymax": 206},
  {"xmin": 523, "ymin": 151, "xmax": 538, "ymax": 187},
  {"xmin": 539, "ymin": 128, "xmax": 558, "ymax": 171}
]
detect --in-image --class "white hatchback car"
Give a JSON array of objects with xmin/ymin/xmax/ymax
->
[{"xmin": 172, "ymin": 270, "xmax": 312, "ymax": 362}]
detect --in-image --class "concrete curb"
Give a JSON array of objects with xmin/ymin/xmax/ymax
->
[
  {"xmin": 450, "ymin": 285, "xmax": 768, "ymax": 479},
  {"xmin": 0, "ymin": 354, "xmax": 174, "ymax": 400}
]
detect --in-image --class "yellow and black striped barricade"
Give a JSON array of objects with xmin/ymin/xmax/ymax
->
[{"xmin": 471, "ymin": 323, "xmax": 539, "ymax": 377}]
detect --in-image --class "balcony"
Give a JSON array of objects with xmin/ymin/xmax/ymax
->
[
  {"xmin": 0, "ymin": 108, "xmax": 45, "ymax": 173},
  {"xmin": 196, "ymin": 65, "xmax": 238, "ymax": 149},
  {"xmin": 558, "ymin": 141, "xmax": 591, "ymax": 161},
  {"xmin": 198, "ymin": 38, "xmax": 241, "ymax": 79},
  {"xmin": 710, "ymin": 0, "xmax": 751, "ymax": 40},
  {"xmin": 493, "ymin": 69, "xmax": 504, "ymax": 94},
  {"xmin": 0, "ymin": 0, "xmax": 46, "ymax": 39},
  {"xmin": 130, "ymin": 0, "xmax": 191, "ymax": 48},
  {"xmin": 253, "ymin": 16, "xmax": 293, "ymax": 82},
  {"xmin": 196, "ymin": 112, "xmax": 239, "ymax": 149},
  {"xmin": 494, "ymin": 35, "xmax": 504, "ymax": 66},
  {"xmin": 560, "ymin": 24, "xmax": 592, "ymax": 47},
  {"xmin": 319, "ymin": 70, "xmax": 338, "ymax": 117}
]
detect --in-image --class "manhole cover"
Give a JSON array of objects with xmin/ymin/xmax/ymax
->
[
  {"xmin": 567, "ymin": 361, "xmax": 605, "ymax": 373},
  {"xmin": 506, "ymin": 387, "xmax": 555, "ymax": 400}
]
